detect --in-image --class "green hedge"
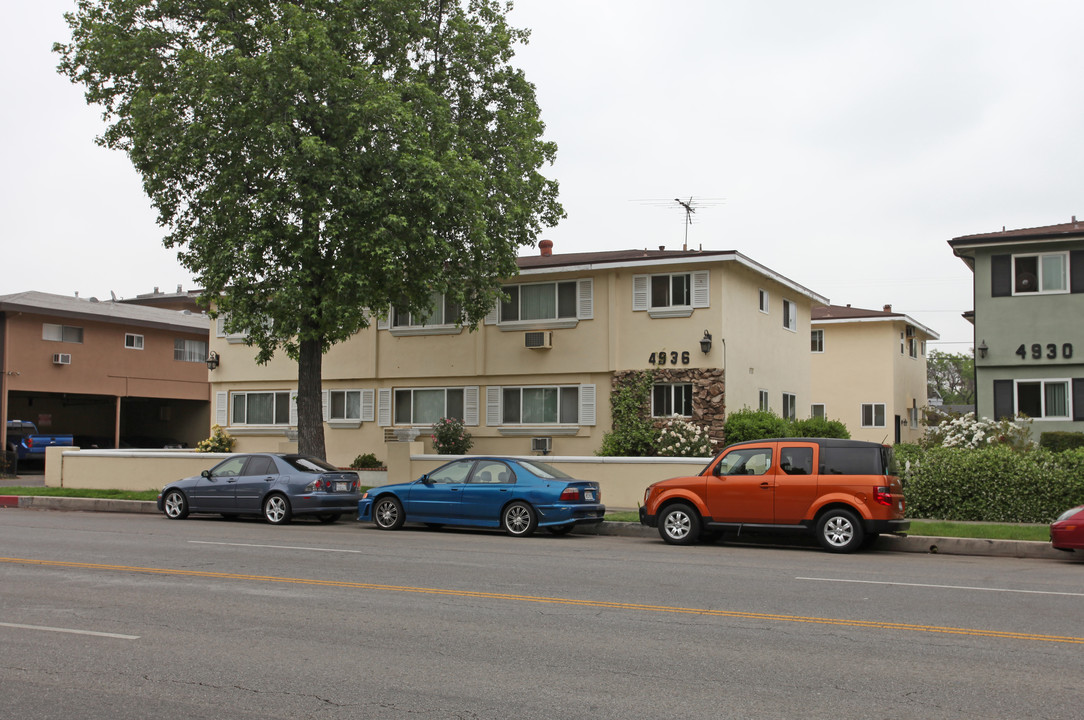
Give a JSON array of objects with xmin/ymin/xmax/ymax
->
[
  {"xmin": 1039, "ymin": 431, "xmax": 1084, "ymax": 452},
  {"xmin": 896, "ymin": 444, "xmax": 1084, "ymax": 523}
]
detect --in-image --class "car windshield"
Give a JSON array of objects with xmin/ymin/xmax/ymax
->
[
  {"xmin": 517, "ymin": 460, "xmax": 572, "ymax": 479},
  {"xmin": 282, "ymin": 456, "xmax": 339, "ymax": 473}
]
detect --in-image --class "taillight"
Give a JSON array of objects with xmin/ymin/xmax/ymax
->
[
  {"xmin": 559, "ymin": 487, "xmax": 580, "ymax": 501},
  {"xmin": 874, "ymin": 486, "xmax": 892, "ymax": 506},
  {"xmin": 26, "ymin": 437, "xmax": 33, "ymax": 448}
]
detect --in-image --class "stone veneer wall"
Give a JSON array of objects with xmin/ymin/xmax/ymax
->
[{"xmin": 611, "ymin": 368, "xmax": 726, "ymax": 446}]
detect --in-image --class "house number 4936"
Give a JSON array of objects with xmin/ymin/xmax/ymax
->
[
  {"xmin": 649, "ymin": 350, "xmax": 691, "ymax": 366},
  {"xmin": 1015, "ymin": 343, "xmax": 1073, "ymax": 360}
]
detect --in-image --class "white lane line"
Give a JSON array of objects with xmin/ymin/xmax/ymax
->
[
  {"xmin": 189, "ymin": 540, "xmax": 365, "ymax": 554},
  {"xmin": 0, "ymin": 622, "xmax": 139, "ymax": 640},
  {"xmin": 797, "ymin": 576, "xmax": 1084, "ymax": 597}
]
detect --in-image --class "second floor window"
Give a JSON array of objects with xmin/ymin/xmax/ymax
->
[
  {"xmin": 174, "ymin": 338, "xmax": 207, "ymax": 363},
  {"xmin": 43, "ymin": 323, "xmax": 83, "ymax": 343},
  {"xmin": 651, "ymin": 273, "xmax": 690, "ymax": 309},
  {"xmin": 1014, "ymin": 253, "xmax": 1067, "ymax": 294},
  {"xmin": 782, "ymin": 300, "xmax": 796, "ymax": 331},
  {"xmin": 811, "ymin": 329, "xmax": 824, "ymax": 353},
  {"xmin": 501, "ymin": 281, "xmax": 577, "ymax": 322},
  {"xmin": 393, "ymin": 293, "xmax": 460, "ymax": 328},
  {"xmin": 125, "ymin": 333, "xmax": 144, "ymax": 350}
]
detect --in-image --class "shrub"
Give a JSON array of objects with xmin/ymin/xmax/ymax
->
[
  {"xmin": 722, "ymin": 408, "xmax": 789, "ymax": 445},
  {"xmin": 789, "ymin": 416, "xmax": 850, "ymax": 439},
  {"xmin": 350, "ymin": 453, "xmax": 383, "ymax": 469},
  {"xmin": 655, "ymin": 417, "xmax": 716, "ymax": 457},
  {"xmin": 196, "ymin": 425, "xmax": 235, "ymax": 453},
  {"xmin": 921, "ymin": 412, "xmax": 1032, "ymax": 450},
  {"xmin": 431, "ymin": 417, "xmax": 472, "ymax": 455},
  {"xmin": 598, "ymin": 370, "xmax": 656, "ymax": 456},
  {"xmin": 1039, "ymin": 431, "xmax": 1084, "ymax": 453}
]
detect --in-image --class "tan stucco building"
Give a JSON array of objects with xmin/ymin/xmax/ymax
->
[
  {"xmin": 210, "ymin": 246, "xmax": 829, "ymax": 465},
  {"xmin": 811, "ymin": 304, "xmax": 938, "ymax": 444},
  {"xmin": 1, "ymin": 291, "xmax": 211, "ymax": 451}
]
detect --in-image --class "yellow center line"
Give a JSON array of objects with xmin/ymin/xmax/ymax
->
[{"xmin": 3, "ymin": 556, "xmax": 1081, "ymax": 645}]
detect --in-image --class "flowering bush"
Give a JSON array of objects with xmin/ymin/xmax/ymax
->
[
  {"xmin": 655, "ymin": 417, "xmax": 716, "ymax": 457},
  {"xmin": 921, "ymin": 412, "xmax": 1032, "ymax": 451},
  {"xmin": 196, "ymin": 424, "xmax": 235, "ymax": 453},
  {"xmin": 431, "ymin": 417, "xmax": 473, "ymax": 455}
]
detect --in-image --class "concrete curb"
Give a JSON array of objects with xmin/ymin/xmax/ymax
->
[{"xmin": 1, "ymin": 495, "xmax": 1072, "ymax": 560}]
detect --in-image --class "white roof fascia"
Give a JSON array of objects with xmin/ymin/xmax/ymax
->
[{"xmin": 812, "ymin": 315, "xmax": 940, "ymax": 339}]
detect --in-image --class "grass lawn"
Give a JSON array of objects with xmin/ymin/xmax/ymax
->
[{"xmin": 0, "ymin": 486, "xmax": 159, "ymax": 501}]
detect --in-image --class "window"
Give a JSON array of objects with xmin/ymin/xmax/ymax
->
[
  {"xmin": 652, "ymin": 384, "xmax": 693, "ymax": 417},
  {"xmin": 906, "ymin": 325, "xmax": 918, "ymax": 358},
  {"xmin": 780, "ymin": 447, "xmax": 813, "ymax": 475},
  {"xmin": 632, "ymin": 271, "xmax": 708, "ymax": 314},
  {"xmin": 811, "ymin": 403, "xmax": 826, "ymax": 419},
  {"xmin": 329, "ymin": 390, "xmax": 362, "ymax": 421},
  {"xmin": 501, "ymin": 281, "xmax": 578, "ymax": 322},
  {"xmin": 716, "ymin": 447, "xmax": 773, "ymax": 476},
  {"xmin": 759, "ymin": 390, "xmax": 769, "ymax": 412},
  {"xmin": 392, "ymin": 293, "xmax": 460, "ymax": 328},
  {"xmin": 782, "ymin": 299, "xmax": 796, "ymax": 331},
  {"xmin": 1014, "ymin": 253, "xmax": 1068, "ymax": 294},
  {"xmin": 501, "ymin": 386, "xmax": 579, "ymax": 424},
  {"xmin": 782, "ymin": 392, "xmax": 797, "ymax": 420},
  {"xmin": 811, "ymin": 329, "xmax": 824, "ymax": 353},
  {"xmin": 758, "ymin": 289, "xmax": 769, "ymax": 313},
  {"xmin": 861, "ymin": 402, "xmax": 886, "ymax": 428},
  {"xmin": 651, "ymin": 273, "xmax": 691, "ymax": 309},
  {"xmin": 900, "ymin": 332, "xmax": 905, "ymax": 354},
  {"xmin": 125, "ymin": 333, "xmax": 144, "ymax": 350},
  {"xmin": 909, "ymin": 406, "xmax": 919, "ymax": 429},
  {"xmin": 174, "ymin": 338, "xmax": 208, "ymax": 363},
  {"xmin": 1016, "ymin": 380, "xmax": 1070, "ymax": 419},
  {"xmin": 43, "ymin": 323, "xmax": 83, "ymax": 343},
  {"xmin": 395, "ymin": 388, "xmax": 465, "ymax": 425},
  {"xmin": 232, "ymin": 391, "xmax": 291, "ymax": 425}
]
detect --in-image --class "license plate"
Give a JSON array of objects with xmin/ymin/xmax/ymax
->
[
  {"xmin": 335, "ymin": 482, "xmax": 348, "ymax": 492},
  {"xmin": 584, "ymin": 490, "xmax": 595, "ymax": 502}
]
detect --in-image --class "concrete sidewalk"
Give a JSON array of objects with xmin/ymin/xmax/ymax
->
[{"xmin": 0, "ymin": 493, "xmax": 1073, "ymax": 560}]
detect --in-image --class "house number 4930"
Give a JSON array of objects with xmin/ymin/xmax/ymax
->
[{"xmin": 1015, "ymin": 343, "xmax": 1073, "ymax": 360}]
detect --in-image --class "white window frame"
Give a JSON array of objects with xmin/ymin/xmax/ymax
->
[
  {"xmin": 231, "ymin": 390, "xmax": 291, "ymax": 426},
  {"xmin": 909, "ymin": 406, "xmax": 919, "ymax": 429},
  {"xmin": 43, "ymin": 323, "xmax": 83, "ymax": 344},
  {"xmin": 758, "ymin": 288, "xmax": 769, "ymax": 314},
  {"xmin": 328, "ymin": 389, "xmax": 362, "ymax": 421},
  {"xmin": 782, "ymin": 392, "xmax": 797, "ymax": 420},
  {"xmin": 811, "ymin": 403, "xmax": 826, "ymax": 419},
  {"xmin": 782, "ymin": 299, "xmax": 796, "ymax": 332},
  {"xmin": 174, "ymin": 338, "xmax": 208, "ymax": 363},
  {"xmin": 633, "ymin": 271, "xmax": 709, "ymax": 318},
  {"xmin": 125, "ymin": 333, "xmax": 144, "ymax": 350},
  {"xmin": 387, "ymin": 293, "xmax": 463, "ymax": 336},
  {"xmin": 486, "ymin": 384, "xmax": 595, "ymax": 427},
  {"xmin": 500, "ymin": 385, "xmax": 580, "ymax": 425},
  {"xmin": 811, "ymin": 329, "xmax": 824, "ymax": 353},
  {"xmin": 1014, "ymin": 379, "xmax": 1071, "ymax": 420},
  {"xmin": 652, "ymin": 383, "xmax": 694, "ymax": 418},
  {"xmin": 861, "ymin": 402, "xmax": 887, "ymax": 428},
  {"xmin": 490, "ymin": 278, "xmax": 593, "ymax": 329},
  {"xmin": 393, "ymin": 387, "xmax": 469, "ymax": 426},
  {"xmin": 758, "ymin": 389, "xmax": 769, "ymax": 412},
  {"xmin": 1012, "ymin": 252, "xmax": 1069, "ymax": 295}
]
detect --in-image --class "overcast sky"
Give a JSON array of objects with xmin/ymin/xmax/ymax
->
[{"xmin": 5, "ymin": 1, "xmax": 1084, "ymax": 349}]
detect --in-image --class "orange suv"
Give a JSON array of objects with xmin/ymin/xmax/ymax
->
[{"xmin": 639, "ymin": 438, "xmax": 908, "ymax": 553}]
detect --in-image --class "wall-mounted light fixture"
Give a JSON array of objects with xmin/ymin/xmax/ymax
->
[
  {"xmin": 206, "ymin": 351, "xmax": 220, "ymax": 371},
  {"xmin": 977, "ymin": 340, "xmax": 988, "ymax": 359},
  {"xmin": 699, "ymin": 330, "xmax": 713, "ymax": 354}
]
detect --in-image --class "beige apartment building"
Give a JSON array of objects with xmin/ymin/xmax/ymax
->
[
  {"xmin": 811, "ymin": 304, "xmax": 938, "ymax": 444},
  {"xmin": 209, "ymin": 246, "xmax": 828, "ymax": 465}
]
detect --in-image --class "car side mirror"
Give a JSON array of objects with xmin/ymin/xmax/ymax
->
[{"xmin": 201, "ymin": 469, "xmax": 211, "ymax": 478}]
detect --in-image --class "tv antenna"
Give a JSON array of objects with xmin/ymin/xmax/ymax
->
[{"xmin": 634, "ymin": 196, "xmax": 725, "ymax": 250}]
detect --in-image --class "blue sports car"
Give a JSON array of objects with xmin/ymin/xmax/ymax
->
[{"xmin": 357, "ymin": 456, "xmax": 606, "ymax": 537}]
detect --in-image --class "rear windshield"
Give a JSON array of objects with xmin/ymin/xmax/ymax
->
[
  {"xmin": 517, "ymin": 460, "xmax": 572, "ymax": 479},
  {"xmin": 282, "ymin": 456, "xmax": 339, "ymax": 473},
  {"xmin": 819, "ymin": 446, "xmax": 890, "ymax": 476}
]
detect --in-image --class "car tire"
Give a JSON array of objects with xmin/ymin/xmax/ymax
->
[
  {"xmin": 502, "ymin": 501, "xmax": 538, "ymax": 537},
  {"xmin": 317, "ymin": 513, "xmax": 341, "ymax": 524},
  {"xmin": 546, "ymin": 523, "xmax": 575, "ymax": 536},
  {"xmin": 373, "ymin": 496, "xmax": 405, "ymax": 530},
  {"xmin": 263, "ymin": 494, "xmax": 293, "ymax": 525},
  {"xmin": 162, "ymin": 489, "xmax": 189, "ymax": 520},
  {"xmin": 659, "ymin": 503, "xmax": 700, "ymax": 545},
  {"xmin": 816, "ymin": 508, "xmax": 865, "ymax": 553}
]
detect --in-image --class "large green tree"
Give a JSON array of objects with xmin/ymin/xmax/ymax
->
[
  {"xmin": 927, "ymin": 349, "xmax": 975, "ymax": 405},
  {"xmin": 56, "ymin": 0, "xmax": 563, "ymax": 458}
]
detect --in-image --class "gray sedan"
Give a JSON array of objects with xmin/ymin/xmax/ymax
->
[{"xmin": 157, "ymin": 453, "xmax": 362, "ymax": 524}]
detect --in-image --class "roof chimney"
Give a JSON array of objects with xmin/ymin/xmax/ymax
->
[
  {"xmin": 883, "ymin": 304, "xmax": 892, "ymax": 313},
  {"xmin": 539, "ymin": 239, "xmax": 553, "ymax": 257}
]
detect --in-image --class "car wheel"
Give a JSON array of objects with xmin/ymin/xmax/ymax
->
[
  {"xmin": 317, "ymin": 513, "xmax": 341, "ymax": 524},
  {"xmin": 659, "ymin": 503, "xmax": 700, "ymax": 545},
  {"xmin": 373, "ymin": 496, "xmax": 405, "ymax": 530},
  {"xmin": 263, "ymin": 494, "xmax": 293, "ymax": 525},
  {"xmin": 816, "ymin": 508, "xmax": 865, "ymax": 553},
  {"xmin": 546, "ymin": 523, "xmax": 575, "ymax": 536},
  {"xmin": 162, "ymin": 489, "xmax": 189, "ymax": 520},
  {"xmin": 502, "ymin": 501, "xmax": 538, "ymax": 537}
]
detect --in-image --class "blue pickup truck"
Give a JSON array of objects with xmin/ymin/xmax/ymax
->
[{"xmin": 5, "ymin": 420, "xmax": 75, "ymax": 463}]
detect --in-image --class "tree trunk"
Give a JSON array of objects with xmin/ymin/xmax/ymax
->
[{"xmin": 296, "ymin": 337, "xmax": 326, "ymax": 460}]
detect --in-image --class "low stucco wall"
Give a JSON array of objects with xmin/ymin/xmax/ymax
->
[{"xmin": 47, "ymin": 443, "xmax": 709, "ymax": 509}]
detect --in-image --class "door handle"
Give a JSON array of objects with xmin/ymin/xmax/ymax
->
[
  {"xmin": 759, "ymin": 482, "xmax": 771, "ymax": 489},
  {"xmin": 227, "ymin": 479, "xmax": 237, "ymax": 484}
]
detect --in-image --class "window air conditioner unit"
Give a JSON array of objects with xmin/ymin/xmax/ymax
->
[
  {"xmin": 524, "ymin": 331, "xmax": 552, "ymax": 349},
  {"xmin": 52, "ymin": 353, "xmax": 71, "ymax": 365},
  {"xmin": 531, "ymin": 437, "xmax": 552, "ymax": 454}
]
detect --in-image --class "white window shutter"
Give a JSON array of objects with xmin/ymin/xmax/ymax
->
[
  {"xmin": 464, "ymin": 386, "xmax": 480, "ymax": 426},
  {"xmin": 484, "ymin": 302, "xmax": 499, "ymax": 325},
  {"xmin": 215, "ymin": 316, "xmax": 226, "ymax": 338},
  {"xmin": 289, "ymin": 390, "xmax": 298, "ymax": 426},
  {"xmin": 216, "ymin": 392, "xmax": 228, "ymax": 426},
  {"xmin": 361, "ymin": 389, "xmax": 375, "ymax": 423},
  {"xmin": 377, "ymin": 388, "xmax": 392, "ymax": 426},
  {"xmin": 579, "ymin": 384, "xmax": 596, "ymax": 426},
  {"xmin": 486, "ymin": 386, "xmax": 501, "ymax": 426},
  {"xmin": 376, "ymin": 312, "xmax": 390, "ymax": 331},
  {"xmin": 321, "ymin": 390, "xmax": 329, "ymax": 422},
  {"xmin": 692, "ymin": 270, "xmax": 710, "ymax": 308},
  {"xmin": 577, "ymin": 278, "xmax": 594, "ymax": 319},
  {"xmin": 632, "ymin": 275, "xmax": 649, "ymax": 311}
]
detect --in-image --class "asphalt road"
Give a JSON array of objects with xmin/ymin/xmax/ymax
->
[{"xmin": 1, "ymin": 509, "xmax": 1081, "ymax": 720}]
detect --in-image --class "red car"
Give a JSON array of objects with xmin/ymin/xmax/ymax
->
[{"xmin": 1050, "ymin": 506, "xmax": 1084, "ymax": 552}]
